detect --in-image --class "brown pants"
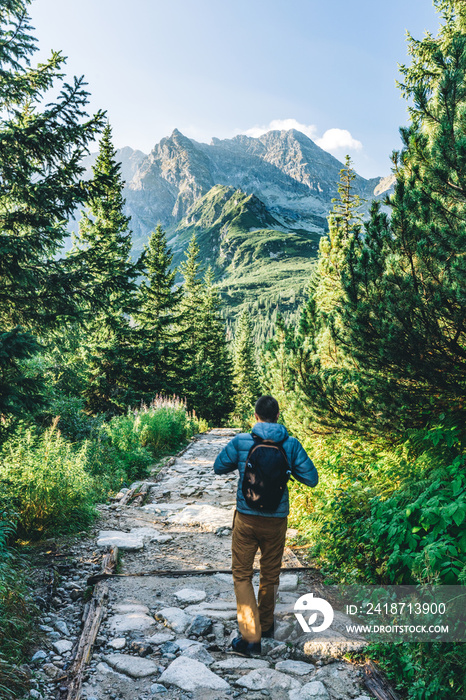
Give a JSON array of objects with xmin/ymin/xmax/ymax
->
[{"xmin": 231, "ymin": 509, "xmax": 288, "ymax": 643}]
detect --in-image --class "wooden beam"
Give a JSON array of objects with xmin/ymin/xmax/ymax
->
[
  {"xmin": 131, "ymin": 482, "xmax": 150, "ymax": 507},
  {"xmin": 362, "ymin": 660, "xmax": 401, "ymax": 700},
  {"xmin": 63, "ymin": 546, "xmax": 118, "ymax": 700}
]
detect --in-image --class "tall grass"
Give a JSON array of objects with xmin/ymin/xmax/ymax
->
[
  {"xmin": 0, "ymin": 517, "xmax": 38, "ymax": 699},
  {"xmin": 0, "ymin": 420, "xmax": 95, "ymax": 539},
  {"xmin": 0, "ymin": 394, "xmax": 208, "ymax": 697},
  {"xmin": 0, "ymin": 395, "xmax": 208, "ymax": 541}
]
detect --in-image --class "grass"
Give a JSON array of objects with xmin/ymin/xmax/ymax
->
[{"xmin": 0, "ymin": 394, "xmax": 208, "ymax": 697}]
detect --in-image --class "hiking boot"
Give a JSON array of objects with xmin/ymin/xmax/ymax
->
[
  {"xmin": 261, "ymin": 626, "xmax": 274, "ymax": 639},
  {"xmin": 231, "ymin": 635, "xmax": 262, "ymax": 657}
]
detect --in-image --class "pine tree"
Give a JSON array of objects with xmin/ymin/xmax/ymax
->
[
  {"xmin": 177, "ymin": 235, "xmax": 233, "ymax": 422},
  {"xmin": 135, "ymin": 224, "xmax": 183, "ymax": 398},
  {"xmin": 334, "ymin": 0, "xmax": 466, "ymax": 430},
  {"xmin": 232, "ymin": 310, "xmax": 261, "ymax": 421},
  {"xmin": 71, "ymin": 123, "xmax": 142, "ymax": 414},
  {"xmin": 0, "ymin": 0, "xmax": 105, "ymax": 422},
  {"xmin": 194, "ymin": 268, "xmax": 234, "ymax": 424},
  {"xmin": 262, "ymin": 159, "xmax": 366, "ymax": 435},
  {"xmin": 177, "ymin": 233, "xmax": 206, "ymax": 405}
]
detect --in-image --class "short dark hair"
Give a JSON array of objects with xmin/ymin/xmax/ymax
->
[{"xmin": 255, "ymin": 395, "xmax": 279, "ymax": 422}]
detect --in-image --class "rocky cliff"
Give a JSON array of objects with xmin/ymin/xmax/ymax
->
[{"xmin": 122, "ymin": 128, "xmax": 394, "ymax": 247}]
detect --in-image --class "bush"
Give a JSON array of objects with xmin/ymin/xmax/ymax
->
[
  {"xmin": 89, "ymin": 416, "xmax": 154, "ymax": 489},
  {"xmin": 0, "ymin": 422, "xmax": 95, "ymax": 539},
  {"xmin": 45, "ymin": 394, "xmax": 103, "ymax": 442},
  {"xmin": 0, "ymin": 517, "xmax": 38, "ymax": 699},
  {"xmin": 362, "ymin": 641, "xmax": 466, "ymax": 700},
  {"xmin": 131, "ymin": 395, "xmax": 208, "ymax": 453},
  {"xmin": 289, "ymin": 418, "xmax": 466, "ymax": 586},
  {"xmin": 84, "ymin": 395, "xmax": 208, "ymax": 498}
]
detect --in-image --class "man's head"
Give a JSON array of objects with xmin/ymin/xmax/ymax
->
[{"xmin": 254, "ymin": 395, "xmax": 280, "ymax": 423}]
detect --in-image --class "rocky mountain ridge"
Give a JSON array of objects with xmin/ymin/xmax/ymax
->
[
  {"xmin": 78, "ymin": 129, "xmax": 394, "ymax": 332},
  {"xmin": 121, "ymin": 129, "xmax": 394, "ymax": 247}
]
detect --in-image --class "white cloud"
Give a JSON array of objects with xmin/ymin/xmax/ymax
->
[
  {"xmin": 238, "ymin": 120, "xmax": 363, "ymax": 155},
  {"xmin": 316, "ymin": 128, "xmax": 362, "ymax": 153},
  {"xmin": 242, "ymin": 118, "xmax": 318, "ymax": 141}
]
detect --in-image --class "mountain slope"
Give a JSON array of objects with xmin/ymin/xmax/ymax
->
[
  {"xmin": 125, "ymin": 129, "xmax": 394, "ymax": 244},
  {"xmin": 167, "ymin": 185, "xmax": 320, "ymax": 336},
  {"xmin": 74, "ymin": 129, "xmax": 394, "ymax": 336}
]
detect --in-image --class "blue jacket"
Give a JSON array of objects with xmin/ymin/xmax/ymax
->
[{"xmin": 213, "ymin": 422, "xmax": 318, "ymax": 517}]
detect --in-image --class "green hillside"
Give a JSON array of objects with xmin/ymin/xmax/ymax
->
[{"xmin": 169, "ymin": 185, "xmax": 321, "ymax": 341}]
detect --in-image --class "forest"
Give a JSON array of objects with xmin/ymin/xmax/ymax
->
[{"xmin": 1, "ymin": 0, "xmax": 465, "ymax": 698}]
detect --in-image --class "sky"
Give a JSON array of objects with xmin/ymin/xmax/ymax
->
[{"xmin": 28, "ymin": 0, "xmax": 440, "ymax": 179}]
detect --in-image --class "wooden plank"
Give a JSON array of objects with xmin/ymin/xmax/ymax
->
[
  {"xmin": 282, "ymin": 546, "xmax": 304, "ymax": 568},
  {"xmin": 64, "ymin": 546, "xmax": 118, "ymax": 700},
  {"xmin": 362, "ymin": 660, "xmax": 401, "ymax": 700},
  {"xmin": 131, "ymin": 482, "xmax": 150, "ymax": 507},
  {"xmin": 118, "ymin": 483, "xmax": 140, "ymax": 506}
]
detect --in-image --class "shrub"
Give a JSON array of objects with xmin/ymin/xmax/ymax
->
[
  {"xmin": 0, "ymin": 516, "xmax": 38, "ymax": 699},
  {"xmin": 90, "ymin": 416, "xmax": 154, "ymax": 487},
  {"xmin": 0, "ymin": 422, "xmax": 95, "ymax": 539},
  {"xmin": 289, "ymin": 418, "xmax": 466, "ymax": 586},
  {"xmin": 84, "ymin": 395, "xmax": 208, "ymax": 497},
  {"xmin": 131, "ymin": 395, "xmax": 208, "ymax": 453}
]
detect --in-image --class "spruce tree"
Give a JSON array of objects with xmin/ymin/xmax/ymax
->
[
  {"xmin": 71, "ymin": 123, "xmax": 142, "ymax": 414},
  {"xmin": 232, "ymin": 310, "xmax": 261, "ymax": 421},
  {"xmin": 194, "ymin": 268, "xmax": 234, "ymax": 424},
  {"xmin": 177, "ymin": 233, "xmax": 205, "ymax": 405},
  {"xmin": 135, "ymin": 224, "xmax": 183, "ymax": 398},
  {"xmin": 177, "ymin": 236, "xmax": 233, "ymax": 422},
  {"xmin": 335, "ymin": 0, "xmax": 466, "ymax": 430},
  {"xmin": 262, "ymin": 159, "xmax": 366, "ymax": 435},
  {"xmin": 0, "ymin": 0, "xmax": 104, "ymax": 421}
]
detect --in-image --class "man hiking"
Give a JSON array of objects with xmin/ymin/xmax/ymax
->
[{"xmin": 213, "ymin": 395, "xmax": 318, "ymax": 656}]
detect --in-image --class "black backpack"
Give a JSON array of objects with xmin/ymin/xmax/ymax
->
[{"xmin": 242, "ymin": 433, "xmax": 291, "ymax": 512}]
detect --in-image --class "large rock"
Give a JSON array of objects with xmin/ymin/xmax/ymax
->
[
  {"xmin": 172, "ymin": 504, "xmax": 235, "ymax": 531},
  {"xmin": 275, "ymin": 659, "xmax": 315, "ymax": 676},
  {"xmin": 155, "ymin": 607, "xmax": 191, "ymax": 633},
  {"xmin": 174, "ymin": 587, "xmax": 207, "ymax": 604},
  {"xmin": 52, "ymin": 640, "xmax": 73, "ymax": 655},
  {"xmin": 236, "ymin": 668, "xmax": 302, "ymax": 692},
  {"xmin": 212, "ymin": 658, "xmax": 270, "ymax": 671},
  {"xmin": 113, "ymin": 603, "xmax": 150, "ymax": 614},
  {"xmin": 142, "ymin": 502, "xmax": 187, "ymax": 515},
  {"xmin": 185, "ymin": 614, "xmax": 213, "ymax": 637},
  {"xmin": 108, "ymin": 608, "xmax": 155, "ymax": 634},
  {"xmin": 180, "ymin": 643, "xmax": 214, "ymax": 665},
  {"xmin": 158, "ymin": 656, "xmax": 230, "ymax": 691},
  {"xmin": 289, "ymin": 681, "xmax": 330, "ymax": 700},
  {"xmin": 128, "ymin": 527, "xmax": 172, "ymax": 543},
  {"xmin": 279, "ymin": 573, "xmax": 299, "ymax": 591},
  {"xmin": 108, "ymin": 637, "xmax": 126, "ymax": 650},
  {"xmin": 96, "ymin": 530, "xmax": 144, "ymax": 551},
  {"xmin": 146, "ymin": 631, "xmax": 176, "ymax": 644},
  {"xmin": 313, "ymin": 664, "xmax": 362, "ymax": 699},
  {"xmin": 185, "ymin": 600, "xmax": 237, "ymax": 620},
  {"xmin": 298, "ymin": 630, "xmax": 367, "ymax": 662},
  {"xmin": 104, "ymin": 654, "xmax": 158, "ymax": 679}
]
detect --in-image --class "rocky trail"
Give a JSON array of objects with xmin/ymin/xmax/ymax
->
[{"xmin": 28, "ymin": 430, "xmax": 388, "ymax": 700}]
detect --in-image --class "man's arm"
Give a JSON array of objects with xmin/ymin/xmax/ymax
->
[
  {"xmin": 289, "ymin": 439, "xmax": 318, "ymax": 487},
  {"xmin": 213, "ymin": 435, "xmax": 240, "ymax": 474}
]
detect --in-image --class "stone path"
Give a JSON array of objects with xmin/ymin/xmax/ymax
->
[{"xmin": 29, "ymin": 430, "xmax": 374, "ymax": 700}]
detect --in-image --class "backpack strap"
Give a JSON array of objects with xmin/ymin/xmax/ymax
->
[{"xmin": 251, "ymin": 432, "xmax": 288, "ymax": 448}]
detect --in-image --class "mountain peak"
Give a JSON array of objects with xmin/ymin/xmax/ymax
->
[{"xmin": 126, "ymin": 129, "xmax": 392, "ymax": 241}]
